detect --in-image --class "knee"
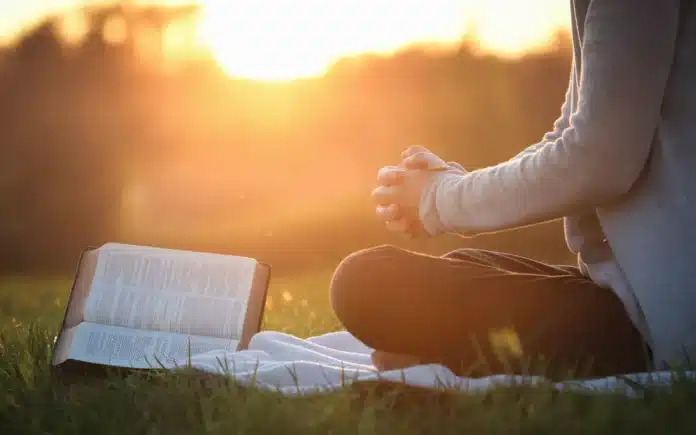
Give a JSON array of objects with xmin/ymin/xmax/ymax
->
[{"xmin": 329, "ymin": 245, "xmax": 403, "ymax": 326}]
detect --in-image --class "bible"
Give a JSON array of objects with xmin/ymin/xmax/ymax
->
[{"xmin": 51, "ymin": 243, "xmax": 270, "ymax": 373}]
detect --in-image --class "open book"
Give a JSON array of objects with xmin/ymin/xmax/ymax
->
[{"xmin": 51, "ymin": 243, "xmax": 270, "ymax": 372}]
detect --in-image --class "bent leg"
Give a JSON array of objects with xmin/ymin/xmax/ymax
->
[
  {"xmin": 330, "ymin": 245, "xmax": 649, "ymax": 379},
  {"xmin": 443, "ymin": 248, "xmax": 583, "ymax": 276}
]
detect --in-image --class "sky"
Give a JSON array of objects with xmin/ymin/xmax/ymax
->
[
  {"xmin": 0, "ymin": 0, "xmax": 75, "ymax": 41},
  {"xmin": 0, "ymin": 0, "xmax": 571, "ymax": 80}
]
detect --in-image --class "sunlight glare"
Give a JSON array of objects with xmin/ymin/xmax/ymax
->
[
  {"xmin": 464, "ymin": 0, "xmax": 569, "ymax": 56},
  {"xmin": 197, "ymin": 0, "xmax": 469, "ymax": 80}
]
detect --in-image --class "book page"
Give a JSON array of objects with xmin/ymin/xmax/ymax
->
[
  {"xmin": 83, "ymin": 244, "xmax": 257, "ymax": 339},
  {"xmin": 62, "ymin": 322, "xmax": 238, "ymax": 369}
]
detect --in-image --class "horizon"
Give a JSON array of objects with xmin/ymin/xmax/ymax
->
[{"xmin": 0, "ymin": 0, "xmax": 570, "ymax": 80}]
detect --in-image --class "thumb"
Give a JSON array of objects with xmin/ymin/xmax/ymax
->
[
  {"xmin": 401, "ymin": 145, "xmax": 431, "ymax": 159},
  {"xmin": 403, "ymin": 152, "xmax": 448, "ymax": 170},
  {"xmin": 401, "ymin": 152, "xmax": 430, "ymax": 170}
]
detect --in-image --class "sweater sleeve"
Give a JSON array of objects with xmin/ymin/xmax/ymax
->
[{"xmin": 420, "ymin": 0, "xmax": 681, "ymax": 237}]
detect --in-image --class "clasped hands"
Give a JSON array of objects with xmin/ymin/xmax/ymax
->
[{"xmin": 372, "ymin": 146, "xmax": 465, "ymax": 237}]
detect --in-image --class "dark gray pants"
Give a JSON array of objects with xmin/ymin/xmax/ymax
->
[{"xmin": 330, "ymin": 245, "xmax": 651, "ymax": 379}]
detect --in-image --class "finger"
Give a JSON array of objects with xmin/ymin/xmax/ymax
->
[
  {"xmin": 375, "ymin": 204, "xmax": 401, "ymax": 222},
  {"xmin": 371, "ymin": 185, "xmax": 400, "ymax": 206},
  {"xmin": 385, "ymin": 218, "xmax": 410, "ymax": 233},
  {"xmin": 401, "ymin": 145, "xmax": 431, "ymax": 159},
  {"xmin": 377, "ymin": 166, "xmax": 406, "ymax": 186}
]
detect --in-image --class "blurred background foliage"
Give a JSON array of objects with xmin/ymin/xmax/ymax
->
[{"xmin": 0, "ymin": 3, "xmax": 574, "ymax": 278}]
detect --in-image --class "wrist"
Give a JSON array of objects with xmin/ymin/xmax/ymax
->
[{"xmin": 418, "ymin": 171, "xmax": 461, "ymax": 236}]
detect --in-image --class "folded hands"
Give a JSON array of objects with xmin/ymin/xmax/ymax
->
[{"xmin": 372, "ymin": 146, "xmax": 466, "ymax": 238}]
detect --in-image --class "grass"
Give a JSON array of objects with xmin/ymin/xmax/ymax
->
[{"xmin": 1, "ymin": 274, "xmax": 696, "ymax": 434}]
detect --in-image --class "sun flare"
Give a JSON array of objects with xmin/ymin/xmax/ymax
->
[
  {"xmin": 196, "ymin": 0, "xmax": 469, "ymax": 80},
  {"xmin": 194, "ymin": 0, "xmax": 569, "ymax": 81}
]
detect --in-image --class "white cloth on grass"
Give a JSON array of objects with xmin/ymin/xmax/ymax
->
[{"xmin": 176, "ymin": 330, "xmax": 695, "ymax": 397}]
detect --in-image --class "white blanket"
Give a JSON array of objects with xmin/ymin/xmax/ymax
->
[{"xmin": 179, "ymin": 330, "xmax": 694, "ymax": 397}]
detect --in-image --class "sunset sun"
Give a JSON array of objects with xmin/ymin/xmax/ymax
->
[
  {"xmin": 196, "ymin": 1, "xmax": 468, "ymax": 81},
  {"xmin": 194, "ymin": 0, "xmax": 569, "ymax": 81},
  {"xmin": 197, "ymin": 1, "xmax": 334, "ymax": 80}
]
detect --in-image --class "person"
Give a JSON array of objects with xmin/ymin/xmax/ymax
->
[{"xmin": 329, "ymin": 0, "xmax": 696, "ymax": 380}]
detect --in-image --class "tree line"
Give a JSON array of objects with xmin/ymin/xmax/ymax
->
[{"xmin": 0, "ymin": 4, "xmax": 574, "ymax": 276}]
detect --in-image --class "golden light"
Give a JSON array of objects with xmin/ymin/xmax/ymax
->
[
  {"xmin": 196, "ymin": 0, "xmax": 469, "ymax": 81},
  {"xmin": 466, "ymin": 0, "xmax": 570, "ymax": 57},
  {"xmin": 194, "ymin": 0, "xmax": 569, "ymax": 81}
]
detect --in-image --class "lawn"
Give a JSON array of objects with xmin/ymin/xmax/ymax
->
[{"xmin": 1, "ymin": 273, "xmax": 695, "ymax": 434}]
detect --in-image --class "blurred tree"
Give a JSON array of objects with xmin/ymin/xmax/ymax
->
[
  {"xmin": 0, "ymin": 3, "xmax": 201, "ymax": 274},
  {"xmin": 0, "ymin": 2, "xmax": 573, "ymax": 276}
]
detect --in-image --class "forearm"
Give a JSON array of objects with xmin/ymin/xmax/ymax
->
[
  {"xmin": 420, "ymin": 0, "xmax": 680, "ymax": 237},
  {"xmin": 421, "ymin": 156, "xmax": 586, "ymax": 236}
]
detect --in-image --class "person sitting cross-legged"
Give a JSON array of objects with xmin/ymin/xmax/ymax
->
[{"xmin": 330, "ymin": 0, "xmax": 696, "ymax": 379}]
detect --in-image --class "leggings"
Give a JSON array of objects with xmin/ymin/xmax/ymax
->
[{"xmin": 330, "ymin": 245, "xmax": 651, "ymax": 379}]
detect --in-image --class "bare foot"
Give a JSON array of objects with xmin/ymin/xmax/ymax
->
[{"xmin": 371, "ymin": 350, "xmax": 422, "ymax": 371}]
